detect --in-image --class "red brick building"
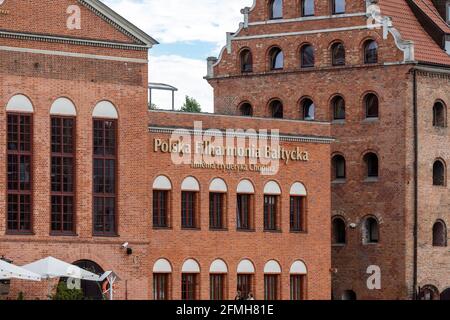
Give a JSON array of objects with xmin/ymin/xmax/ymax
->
[
  {"xmin": 206, "ymin": 0, "xmax": 450, "ymax": 300},
  {"xmin": 0, "ymin": 0, "xmax": 333, "ymax": 300}
]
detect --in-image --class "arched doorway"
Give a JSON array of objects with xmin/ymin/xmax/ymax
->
[
  {"xmin": 342, "ymin": 290, "xmax": 357, "ymax": 300},
  {"xmin": 441, "ymin": 288, "xmax": 450, "ymax": 300},
  {"xmin": 73, "ymin": 260, "xmax": 104, "ymax": 300},
  {"xmin": 418, "ymin": 285, "xmax": 440, "ymax": 300}
]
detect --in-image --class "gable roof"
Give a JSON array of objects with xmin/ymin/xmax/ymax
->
[
  {"xmin": 80, "ymin": 0, "xmax": 158, "ymax": 47},
  {"xmin": 379, "ymin": 0, "xmax": 450, "ymax": 67}
]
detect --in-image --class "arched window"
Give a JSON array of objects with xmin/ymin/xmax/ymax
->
[
  {"xmin": 209, "ymin": 178, "xmax": 227, "ymax": 230},
  {"xmin": 433, "ymin": 160, "xmax": 446, "ymax": 186},
  {"xmin": 290, "ymin": 182, "xmax": 307, "ymax": 232},
  {"xmin": 153, "ymin": 176, "xmax": 172, "ymax": 228},
  {"xmin": 269, "ymin": 47, "xmax": 284, "ymax": 70},
  {"xmin": 332, "ymin": 96, "xmax": 346, "ymax": 120},
  {"xmin": 433, "ymin": 101, "xmax": 446, "ymax": 127},
  {"xmin": 72, "ymin": 260, "xmax": 104, "ymax": 300},
  {"xmin": 239, "ymin": 103, "xmax": 253, "ymax": 117},
  {"xmin": 237, "ymin": 259, "xmax": 255, "ymax": 299},
  {"xmin": 269, "ymin": 0, "xmax": 283, "ymax": 19},
  {"xmin": 332, "ymin": 217, "xmax": 346, "ymax": 245},
  {"xmin": 181, "ymin": 259, "xmax": 200, "ymax": 301},
  {"xmin": 210, "ymin": 259, "xmax": 228, "ymax": 300},
  {"xmin": 153, "ymin": 258, "xmax": 172, "ymax": 300},
  {"xmin": 237, "ymin": 180, "xmax": 255, "ymax": 231},
  {"xmin": 290, "ymin": 261, "xmax": 307, "ymax": 300},
  {"xmin": 332, "ymin": 155, "xmax": 346, "ymax": 180},
  {"xmin": 240, "ymin": 49, "xmax": 253, "ymax": 73},
  {"xmin": 269, "ymin": 100, "xmax": 284, "ymax": 118},
  {"xmin": 364, "ymin": 93, "xmax": 379, "ymax": 119},
  {"xmin": 363, "ymin": 217, "xmax": 380, "ymax": 244},
  {"xmin": 331, "ymin": 42, "xmax": 346, "ymax": 66},
  {"xmin": 301, "ymin": 98, "xmax": 315, "ymax": 121},
  {"xmin": 181, "ymin": 177, "xmax": 200, "ymax": 229},
  {"xmin": 264, "ymin": 260, "xmax": 281, "ymax": 300},
  {"xmin": 342, "ymin": 290, "xmax": 356, "ymax": 300},
  {"xmin": 364, "ymin": 40, "xmax": 378, "ymax": 64},
  {"xmin": 364, "ymin": 153, "xmax": 379, "ymax": 178},
  {"xmin": 301, "ymin": 0, "xmax": 314, "ymax": 17},
  {"xmin": 433, "ymin": 220, "xmax": 447, "ymax": 247},
  {"xmin": 300, "ymin": 44, "xmax": 315, "ymax": 68}
]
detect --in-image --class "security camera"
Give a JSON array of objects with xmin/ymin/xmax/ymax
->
[{"xmin": 121, "ymin": 242, "xmax": 129, "ymax": 249}]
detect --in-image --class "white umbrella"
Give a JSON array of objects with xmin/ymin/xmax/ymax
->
[
  {"xmin": 22, "ymin": 257, "xmax": 100, "ymax": 281},
  {"xmin": 0, "ymin": 259, "xmax": 41, "ymax": 281}
]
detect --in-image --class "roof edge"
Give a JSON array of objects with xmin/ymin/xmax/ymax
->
[{"xmin": 80, "ymin": 0, "xmax": 159, "ymax": 47}]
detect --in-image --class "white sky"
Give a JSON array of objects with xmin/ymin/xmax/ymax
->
[{"xmin": 103, "ymin": 0, "xmax": 254, "ymax": 112}]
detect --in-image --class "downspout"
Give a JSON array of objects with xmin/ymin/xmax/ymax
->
[{"xmin": 412, "ymin": 69, "xmax": 418, "ymax": 300}]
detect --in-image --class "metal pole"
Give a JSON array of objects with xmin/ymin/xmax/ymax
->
[{"xmin": 172, "ymin": 90, "xmax": 175, "ymax": 111}]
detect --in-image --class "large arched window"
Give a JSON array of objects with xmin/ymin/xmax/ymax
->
[
  {"xmin": 432, "ymin": 220, "xmax": 447, "ymax": 247},
  {"xmin": 237, "ymin": 180, "xmax": 255, "ymax": 231},
  {"xmin": 269, "ymin": 0, "xmax": 283, "ymax": 19},
  {"xmin": 72, "ymin": 260, "xmax": 104, "ymax": 300},
  {"xmin": 332, "ymin": 217, "xmax": 346, "ymax": 245},
  {"xmin": 269, "ymin": 47, "xmax": 284, "ymax": 70},
  {"xmin": 301, "ymin": 98, "xmax": 315, "ymax": 121},
  {"xmin": 6, "ymin": 94, "xmax": 34, "ymax": 233},
  {"xmin": 331, "ymin": 42, "xmax": 346, "ymax": 66},
  {"xmin": 301, "ymin": 0, "xmax": 314, "ymax": 17},
  {"xmin": 433, "ymin": 101, "xmax": 446, "ymax": 127},
  {"xmin": 332, "ymin": 0, "xmax": 346, "ymax": 14},
  {"xmin": 364, "ymin": 40, "xmax": 378, "ymax": 64},
  {"xmin": 239, "ymin": 103, "xmax": 253, "ymax": 117},
  {"xmin": 264, "ymin": 260, "xmax": 282, "ymax": 300},
  {"xmin": 300, "ymin": 44, "xmax": 315, "ymax": 68},
  {"xmin": 364, "ymin": 153, "xmax": 379, "ymax": 178},
  {"xmin": 269, "ymin": 100, "xmax": 284, "ymax": 119},
  {"xmin": 50, "ymin": 98, "xmax": 77, "ymax": 235},
  {"xmin": 332, "ymin": 155, "xmax": 346, "ymax": 180},
  {"xmin": 290, "ymin": 261, "xmax": 307, "ymax": 300},
  {"xmin": 332, "ymin": 96, "xmax": 346, "ymax": 120},
  {"xmin": 433, "ymin": 160, "xmax": 446, "ymax": 186},
  {"xmin": 240, "ymin": 49, "xmax": 253, "ymax": 73},
  {"xmin": 237, "ymin": 259, "xmax": 255, "ymax": 299},
  {"xmin": 92, "ymin": 101, "xmax": 118, "ymax": 236},
  {"xmin": 364, "ymin": 93, "xmax": 379, "ymax": 119},
  {"xmin": 363, "ymin": 217, "xmax": 380, "ymax": 244}
]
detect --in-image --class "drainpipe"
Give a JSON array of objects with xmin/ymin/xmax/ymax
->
[{"xmin": 412, "ymin": 69, "xmax": 418, "ymax": 300}]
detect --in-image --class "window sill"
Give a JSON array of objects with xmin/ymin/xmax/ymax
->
[
  {"xmin": 93, "ymin": 233, "xmax": 120, "ymax": 238},
  {"xmin": 363, "ymin": 242, "xmax": 380, "ymax": 246},
  {"xmin": 153, "ymin": 226, "xmax": 172, "ymax": 230},
  {"xmin": 236, "ymin": 228, "xmax": 256, "ymax": 233},
  {"xmin": 290, "ymin": 230, "xmax": 307, "ymax": 234},
  {"xmin": 210, "ymin": 228, "xmax": 228, "ymax": 232},
  {"xmin": 50, "ymin": 232, "xmax": 78, "ymax": 237},
  {"xmin": 181, "ymin": 227, "xmax": 201, "ymax": 231},
  {"xmin": 332, "ymin": 244, "xmax": 346, "ymax": 247},
  {"xmin": 332, "ymin": 119, "xmax": 346, "ymax": 125},
  {"xmin": 5, "ymin": 231, "xmax": 35, "ymax": 236},
  {"xmin": 363, "ymin": 117, "xmax": 379, "ymax": 123},
  {"xmin": 332, "ymin": 179, "xmax": 346, "ymax": 184},
  {"xmin": 264, "ymin": 229, "xmax": 282, "ymax": 234},
  {"xmin": 364, "ymin": 177, "xmax": 379, "ymax": 183}
]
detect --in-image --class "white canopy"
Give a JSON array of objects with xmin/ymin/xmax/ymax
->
[
  {"xmin": 22, "ymin": 257, "xmax": 100, "ymax": 281},
  {"xmin": 0, "ymin": 259, "xmax": 41, "ymax": 281}
]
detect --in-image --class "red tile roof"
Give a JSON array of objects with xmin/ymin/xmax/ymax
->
[{"xmin": 378, "ymin": 0, "xmax": 450, "ymax": 66}]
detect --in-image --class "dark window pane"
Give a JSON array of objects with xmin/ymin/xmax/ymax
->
[
  {"xmin": 237, "ymin": 274, "xmax": 253, "ymax": 298},
  {"xmin": 270, "ymin": 48, "xmax": 284, "ymax": 70},
  {"xmin": 210, "ymin": 274, "xmax": 225, "ymax": 300},
  {"xmin": 264, "ymin": 195, "xmax": 278, "ymax": 231},
  {"xmin": 333, "ymin": 0, "xmax": 346, "ymax": 14},
  {"xmin": 301, "ymin": 45, "xmax": 315, "ymax": 67},
  {"xmin": 209, "ymin": 193, "xmax": 224, "ymax": 229},
  {"xmin": 302, "ymin": 99, "xmax": 315, "ymax": 120},
  {"xmin": 332, "ymin": 218, "xmax": 346, "ymax": 244},
  {"xmin": 290, "ymin": 275, "xmax": 305, "ymax": 300},
  {"xmin": 290, "ymin": 196, "xmax": 305, "ymax": 231},
  {"xmin": 237, "ymin": 194, "xmax": 251, "ymax": 230},
  {"xmin": 240, "ymin": 103, "xmax": 253, "ymax": 116},
  {"xmin": 333, "ymin": 97, "xmax": 346, "ymax": 120},
  {"xmin": 241, "ymin": 50, "xmax": 253, "ymax": 73},
  {"xmin": 153, "ymin": 190, "xmax": 168, "ymax": 228},
  {"xmin": 332, "ymin": 43, "xmax": 346, "ymax": 66},
  {"xmin": 365, "ymin": 94, "xmax": 379, "ymax": 118},
  {"xmin": 270, "ymin": 100, "xmax": 284, "ymax": 119},
  {"xmin": 270, "ymin": 0, "xmax": 283, "ymax": 19},
  {"xmin": 301, "ymin": 0, "xmax": 314, "ymax": 16},
  {"xmin": 182, "ymin": 192, "xmax": 197, "ymax": 228},
  {"xmin": 154, "ymin": 274, "xmax": 169, "ymax": 300},
  {"xmin": 264, "ymin": 275, "xmax": 279, "ymax": 300},
  {"xmin": 182, "ymin": 274, "xmax": 197, "ymax": 300},
  {"xmin": 7, "ymin": 114, "xmax": 32, "ymax": 233},
  {"xmin": 364, "ymin": 40, "xmax": 378, "ymax": 64}
]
